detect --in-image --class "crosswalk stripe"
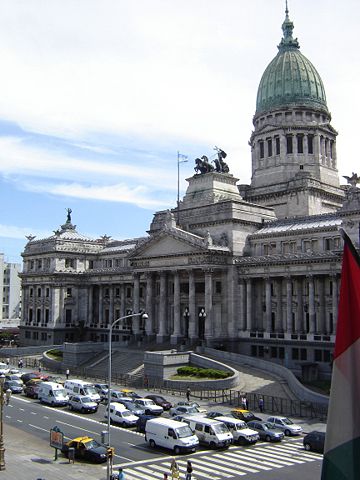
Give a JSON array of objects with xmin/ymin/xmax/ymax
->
[
  {"xmin": 123, "ymin": 469, "xmax": 152, "ymax": 480},
  {"xmin": 274, "ymin": 444, "xmax": 321, "ymax": 458},
  {"xmin": 264, "ymin": 445, "xmax": 315, "ymax": 462},
  {"xmin": 209, "ymin": 456, "xmax": 248, "ymax": 475},
  {"xmin": 191, "ymin": 458, "xmax": 235, "ymax": 477},
  {"xmin": 249, "ymin": 449, "xmax": 301, "ymax": 465},
  {"xmin": 226, "ymin": 450, "xmax": 284, "ymax": 468},
  {"xmin": 221, "ymin": 451, "xmax": 271, "ymax": 471},
  {"xmin": 132, "ymin": 465, "xmax": 162, "ymax": 480},
  {"xmin": 177, "ymin": 459, "xmax": 221, "ymax": 479},
  {"xmin": 212, "ymin": 453, "xmax": 260, "ymax": 473}
]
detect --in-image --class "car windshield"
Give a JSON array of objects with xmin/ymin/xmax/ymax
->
[
  {"xmin": 191, "ymin": 402, "xmax": 200, "ymax": 408},
  {"xmin": 213, "ymin": 423, "xmax": 229, "ymax": 434},
  {"xmin": 122, "ymin": 411, "xmax": 132, "ymax": 417},
  {"xmin": 235, "ymin": 422, "xmax": 247, "ymax": 430},
  {"xmin": 84, "ymin": 439, "xmax": 100, "ymax": 449},
  {"xmin": 176, "ymin": 425, "xmax": 193, "ymax": 438},
  {"xmin": 242, "ymin": 412, "xmax": 254, "ymax": 419},
  {"xmin": 81, "ymin": 396, "xmax": 92, "ymax": 403},
  {"xmin": 84, "ymin": 386, "xmax": 97, "ymax": 395},
  {"xmin": 54, "ymin": 389, "xmax": 66, "ymax": 397},
  {"xmin": 6, "ymin": 381, "xmax": 17, "ymax": 386},
  {"xmin": 144, "ymin": 400, "xmax": 154, "ymax": 406},
  {"xmin": 187, "ymin": 407, "xmax": 199, "ymax": 413},
  {"xmin": 281, "ymin": 418, "xmax": 293, "ymax": 425},
  {"xmin": 263, "ymin": 423, "xmax": 273, "ymax": 429}
]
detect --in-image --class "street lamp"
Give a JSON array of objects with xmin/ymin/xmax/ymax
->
[
  {"xmin": 106, "ymin": 312, "xmax": 148, "ymax": 480},
  {"xmin": 0, "ymin": 374, "xmax": 6, "ymax": 470}
]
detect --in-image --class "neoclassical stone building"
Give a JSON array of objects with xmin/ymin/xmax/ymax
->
[{"xmin": 19, "ymin": 7, "xmax": 360, "ymax": 378}]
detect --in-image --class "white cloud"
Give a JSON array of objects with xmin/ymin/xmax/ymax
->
[{"xmin": 0, "ymin": 223, "xmax": 50, "ymax": 241}]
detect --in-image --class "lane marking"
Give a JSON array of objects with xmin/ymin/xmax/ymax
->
[
  {"xmin": 55, "ymin": 420, "xmax": 99, "ymax": 436},
  {"xmin": 29, "ymin": 424, "xmax": 49, "ymax": 433}
]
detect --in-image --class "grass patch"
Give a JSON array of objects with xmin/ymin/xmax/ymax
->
[
  {"xmin": 46, "ymin": 349, "xmax": 63, "ymax": 361},
  {"xmin": 302, "ymin": 379, "xmax": 331, "ymax": 395},
  {"xmin": 175, "ymin": 366, "xmax": 231, "ymax": 379}
]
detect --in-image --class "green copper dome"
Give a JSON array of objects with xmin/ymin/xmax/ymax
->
[{"xmin": 256, "ymin": 5, "xmax": 328, "ymax": 116}]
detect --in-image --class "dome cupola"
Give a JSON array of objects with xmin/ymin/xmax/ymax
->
[{"xmin": 255, "ymin": 2, "xmax": 328, "ymax": 117}]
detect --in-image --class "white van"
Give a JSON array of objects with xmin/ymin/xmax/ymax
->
[
  {"xmin": 183, "ymin": 415, "xmax": 232, "ymax": 448},
  {"xmin": 215, "ymin": 416, "xmax": 259, "ymax": 445},
  {"xmin": 105, "ymin": 402, "xmax": 138, "ymax": 427},
  {"xmin": 38, "ymin": 382, "xmax": 69, "ymax": 406},
  {"xmin": 145, "ymin": 418, "xmax": 199, "ymax": 454},
  {"xmin": 64, "ymin": 379, "xmax": 101, "ymax": 403}
]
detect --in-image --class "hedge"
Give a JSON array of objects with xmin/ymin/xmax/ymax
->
[{"xmin": 176, "ymin": 366, "xmax": 231, "ymax": 379}]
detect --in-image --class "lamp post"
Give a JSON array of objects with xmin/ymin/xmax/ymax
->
[
  {"xmin": 106, "ymin": 312, "xmax": 148, "ymax": 480},
  {"xmin": 0, "ymin": 374, "xmax": 6, "ymax": 470}
]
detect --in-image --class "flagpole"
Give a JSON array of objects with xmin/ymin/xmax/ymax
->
[{"xmin": 177, "ymin": 152, "xmax": 188, "ymax": 226}]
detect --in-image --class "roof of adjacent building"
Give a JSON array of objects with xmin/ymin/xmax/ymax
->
[{"xmin": 255, "ymin": 5, "xmax": 328, "ymax": 116}]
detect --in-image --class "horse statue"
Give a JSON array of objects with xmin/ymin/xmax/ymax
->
[{"xmin": 194, "ymin": 155, "xmax": 214, "ymax": 174}]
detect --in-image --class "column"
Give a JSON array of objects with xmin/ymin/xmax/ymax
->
[
  {"xmin": 314, "ymin": 134, "xmax": 321, "ymax": 163},
  {"xmin": 238, "ymin": 278, "xmax": 246, "ymax": 332},
  {"xmin": 246, "ymin": 279, "xmax": 252, "ymax": 331},
  {"xmin": 276, "ymin": 279, "xmax": 283, "ymax": 332},
  {"xmin": 132, "ymin": 273, "xmax": 140, "ymax": 335},
  {"xmin": 308, "ymin": 275, "xmax": 316, "ymax": 334},
  {"xmin": 265, "ymin": 277, "xmax": 272, "ymax": 332},
  {"xmin": 286, "ymin": 276, "xmax": 292, "ymax": 333},
  {"xmin": 109, "ymin": 285, "xmax": 114, "ymax": 326},
  {"xmin": 331, "ymin": 274, "xmax": 338, "ymax": 334},
  {"xmin": 318, "ymin": 276, "xmax": 326, "ymax": 334},
  {"xmin": 204, "ymin": 270, "xmax": 213, "ymax": 341},
  {"xmin": 157, "ymin": 272, "xmax": 167, "ymax": 341},
  {"xmin": 98, "ymin": 285, "xmax": 103, "ymax": 327},
  {"xmin": 296, "ymin": 277, "xmax": 303, "ymax": 333},
  {"xmin": 171, "ymin": 272, "xmax": 181, "ymax": 343},
  {"xmin": 145, "ymin": 273, "xmax": 154, "ymax": 336},
  {"xmin": 120, "ymin": 283, "xmax": 125, "ymax": 318},
  {"xmin": 227, "ymin": 266, "xmax": 236, "ymax": 337},
  {"xmin": 188, "ymin": 271, "xmax": 197, "ymax": 340},
  {"xmin": 52, "ymin": 287, "xmax": 61, "ymax": 326}
]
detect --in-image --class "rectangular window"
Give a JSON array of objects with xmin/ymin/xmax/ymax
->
[
  {"xmin": 297, "ymin": 135, "xmax": 303, "ymax": 153},
  {"xmin": 66, "ymin": 287, "xmax": 72, "ymax": 297},
  {"xmin": 300, "ymin": 348, "xmax": 307, "ymax": 361},
  {"xmin": 65, "ymin": 309, "xmax": 72, "ymax": 324},
  {"xmin": 308, "ymin": 135, "xmax": 314, "ymax": 154},
  {"xmin": 37, "ymin": 287, "xmax": 42, "ymax": 297},
  {"xmin": 46, "ymin": 288, "xmax": 50, "ymax": 297},
  {"xmin": 29, "ymin": 288, "xmax": 33, "ymax": 297},
  {"xmin": 115, "ymin": 288, "xmax": 120, "ymax": 297},
  {"xmin": 279, "ymin": 347, "xmax": 285, "ymax": 359},
  {"xmin": 267, "ymin": 138, "xmax": 272, "ymax": 157},
  {"xmin": 215, "ymin": 281, "xmax": 222, "ymax": 294},
  {"xmin": 286, "ymin": 135, "xmax": 293, "ymax": 154},
  {"xmin": 65, "ymin": 258, "xmax": 74, "ymax": 268},
  {"xmin": 314, "ymin": 349, "xmax": 322, "ymax": 362},
  {"xmin": 251, "ymin": 345, "xmax": 257, "ymax": 357},
  {"xmin": 271, "ymin": 347, "xmax": 277, "ymax": 358},
  {"xmin": 45, "ymin": 309, "xmax": 49, "ymax": 323},
  {"xmin": 88, "ymin": 260, "xmax": 94, "ymax": 269},
  {"xmin": 292, "ymin": 348, "xmax": 299, "ymax": 360},
  {"xmin": 275, "ymin": 136, "xmax": 280, "ymax": 155},
  {"xmin": 195, "ymin": 282, "xmax": 205, "ymax": 294},
  {"xmin": 126, "ymin": 287, "xmax": 132, "ymax": 298},
  {"xmin": 259, "ymin": 140, "xmax": 264, "ymax": 159},
  {"xmin": 323, "ymin": 350, "xmax": 331, "ymax": 362}
]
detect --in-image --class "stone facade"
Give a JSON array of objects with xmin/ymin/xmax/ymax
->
[{"xmin": 18, "ymin": 8, "xmax": 360, "ymax": 380}]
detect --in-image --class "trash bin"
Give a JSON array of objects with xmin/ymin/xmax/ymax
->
[{"xmin": 68, "ymin": 447, "xmax": 75, "ymax": 463}]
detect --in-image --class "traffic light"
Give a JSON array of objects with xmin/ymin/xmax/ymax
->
[{"xmin": 107, "ymin": 447, "xmax": 115, "ymax": 459}]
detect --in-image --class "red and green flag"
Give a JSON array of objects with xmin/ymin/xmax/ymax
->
[{"xmin": 321, "ymin": 230, "xmax": 360, "ymax": 479}]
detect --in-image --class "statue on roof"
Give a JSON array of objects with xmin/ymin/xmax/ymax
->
[
  {"xmin": 343, "ymin": 172, "xmax": 360, "ymax": 188},
  {"xmin": 66, "ymin": 208, "xmax": 72, "ymax": 223},
  {"xmin": 25, "ymin": 234, "xmax": 36, "ymax": 242},
  {"xmin": 194, "ymin": 155, "xmax": 214, "ymax": 174},
  {"xmin": 213, "ymin": 146, "xmax": 229, "ymax": 173}
]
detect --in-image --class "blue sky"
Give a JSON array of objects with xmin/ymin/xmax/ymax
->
[{"xmin": 0, "ymin": 0, "xmax": 359, "ymax": 264}]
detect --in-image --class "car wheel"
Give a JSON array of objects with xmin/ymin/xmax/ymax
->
[
  {"xmin": 238, "ymin": 437, "xmax": 246, "ymax": 446},
  {"xmin": 122, "ymin": 422, "xmax": 126, "ymax": 427},
  {"xmin": 149, "ymin": 440, "xmax": 156, "ymax": 449},
  {"xmin": 81, "ymin": 408, "xmax": 86, "ymax": 413},
  {"xmin": 265, "ymin": 435, "xmax": 271, "ymax": 442},
  {"xmin": 284, "ymin": 429, "xmax": 291, "ymax": 436},
  {"xmin": 304, "ymin": 443, "xmax": 311, "ymax": 451},
  {"xmin": 210, "ymin": 441, "xmax": 216, "ymax": 449},
  {"xmin": 68, "ymin": 404, "xmax": 72, "ymax": 410},
  {"xmin": 174, "ymin": 446, "xmax": 181, "ymax": 455}
]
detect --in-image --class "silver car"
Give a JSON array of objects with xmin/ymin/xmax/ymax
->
[
  {"xmin": 68, "ymin": 395, "xmax": 98, "ymax": 413},
  {"xmin": 267, "ymin": 416, "xmax": 303, "ymax": 436}
]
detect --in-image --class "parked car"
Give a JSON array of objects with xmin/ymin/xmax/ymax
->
[
  {"xmin": 247, "ymin": 421, "xmax": 284, "ymax": 442},
  {"xmin": 68, "ymin": 395, "xmax": 98, "ymax": 413},
  {"xmin": 4, "ymin": 380, "xmax": 23, "ymax": 394},
  {"xmin": 136, "ymin": 414, "xmax": 158, "ymax": 433},
  {"xmin": 215, "ymin": 416, "xmax": 260, "ymax": 445},
  {"xmin": 267, "ymin": 416, "xmax": 303, "ymax": 436},
  {"xmin": 145, "ymin": 394, "xmax": 172, "ymax": 410},
  {"xmin": 24, "ymin": 383, "xmax": 41, "ymax": 399},
  {"xmin": 94, "ymin": 383, "xmax": 108, "ymax": 401},
  {"xmin": 108, "ymin": 390, "xmax": 129, "ymax": 403},
  {"xmin": 303, "ymin": 431, "xmax": 326, "ymax": 453},
  {"xmin": 105, "ymin": 403, "xmax": 139, "ymax": 427},
  {"xmin": 231, "ymin": 409, "xmax": 262, "ymax": 423},
  {"xmin": 21, "ymin": 372, "xmax": 46, "ymax": 384},
  {"xmin": 176, "ymin": 401, "xmax": 207, "ymax": 413},
  {"xmin": 170, "ymin": 405, "xmax": 201, "ymax": 417},
  {"xmin": 61, "ymin": 436, "xmax": 110, "ymax": 463},
  {"xmin": 8, "ymin": 368, "xmax": 20, "ymax": 375},
  {"xmin": 0, "ymin": 363, "xmax": 9, "ymax": 375},
  {"xmin": 119, "ymin": 400, "xmax": 145, "ymax": 417},
  {"xmin": 120, "ymin": 389, "xmax": 141, "ymax": 399},
  {"xmin": 5, "ymin": 374, "xmax": 23, "ymax": 386},
  {"xmin": 207, "ymin": 410, "xmax": 234, "ymax": 419},
  {"xmin": 135, "ymin": 398, "xmax": 163, "ymax": 416}
]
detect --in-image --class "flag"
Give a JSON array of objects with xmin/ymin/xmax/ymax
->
[
  {"xmin": 178, "ymin": 152, "xmax": 188, "ymax": 161},
  {"xmin": 321, "ymin": 229, "xmax": 360, "ymax": 480}
]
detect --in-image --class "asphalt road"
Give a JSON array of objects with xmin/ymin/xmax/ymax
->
[{"xmin": 4, "ymin": 394, "xmax": 324, "ymax": 480}]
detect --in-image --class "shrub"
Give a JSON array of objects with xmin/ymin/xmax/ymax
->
[{"xmin": 176, "ymin": 366, "xmax": 231, "ymax": 379}]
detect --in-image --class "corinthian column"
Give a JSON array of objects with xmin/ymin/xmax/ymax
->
[
  {"xmin": 132, "ymin": 273, "xmax": 140, "ymax": 335},
  {"xmin": 204, "ymin": 270, "xmax": 213, "ymax": 342},
  {"xmin": 171, "ymin": 272, "xmax": 181, "ymax": 344},
  {"xmin": 156, "ymin": 272, "xmax": 167, "ymax": 342},
  {"xmin": 145, "ymin": 273, "xmax": 154, "ymax": 336},
  {"xmin": 188, "ymin": 271, "xmax": 197, "ymax": 340}
]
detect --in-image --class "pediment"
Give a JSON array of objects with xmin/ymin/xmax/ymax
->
[{"xmin": 137, "ymin": 234, "xmax": 201, "ymax": 258}]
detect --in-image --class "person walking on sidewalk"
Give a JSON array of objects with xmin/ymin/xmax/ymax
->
[
  {"xmin": 186, "ymin": 387, "xmax": 191, "ymax": 402},
  {"xmin": 66, "ymin": 368, "xmax": 70, "ymax": 380},
  {"xmin": 170, "ymin": 458, "xmax": 180, "ymax": 480},
  {"xmin": 118, "ymin": 467, "xmax": 125, "ymax": 480},
  {"xmin": 258, "ymin": 396, "xmax": 264, "ymax": 413}
]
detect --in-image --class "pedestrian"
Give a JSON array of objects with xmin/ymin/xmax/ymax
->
[
  {"xmin": 6, "ymin": 358, "xmax": 9, "ymax": 367},
  {"xmin": 144, "ymin": 374, "xmax": 149, "ymax": 390},
  {"xmin": 185, "ymin": 460, "xmax": 193, "ymax": 480},
  {"xmin": 163, "ymin": 474, "xmax": 169, "ymax": 480},
  {"xmin": 245, "ymin": 394, "xmax": 249, "ymax": 410},
  {"xmin": 241, "ymin": 395, "xmax": 247, "ymax": 409},
  {"xmin": 170, "ymin": 458, "xmax": 180, "ymax": 480},
  {"xmin": 19, "ymin": 358, "xmax": 23, "ymax": 369},
  {"xmin": 38, "ymin": 364, "xmax": 42, "ymax": 374},
  {"xmin": 258, "ymin": 396, "xmax": 264, "ymax": 413},
  {"xmin": 5, "ymin": 388, "xmax": 11, "ymax": 405},
  {"xmin": 118, "ymin": 467, "xmax": 125, "ymax": 480},
  {"xmin": 66, "ymin": 368, "xmax": 70, "ymax": 380},
  {"xmin": 186, "ymin": 387, "xmax": 191, "ymax": 402}
]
